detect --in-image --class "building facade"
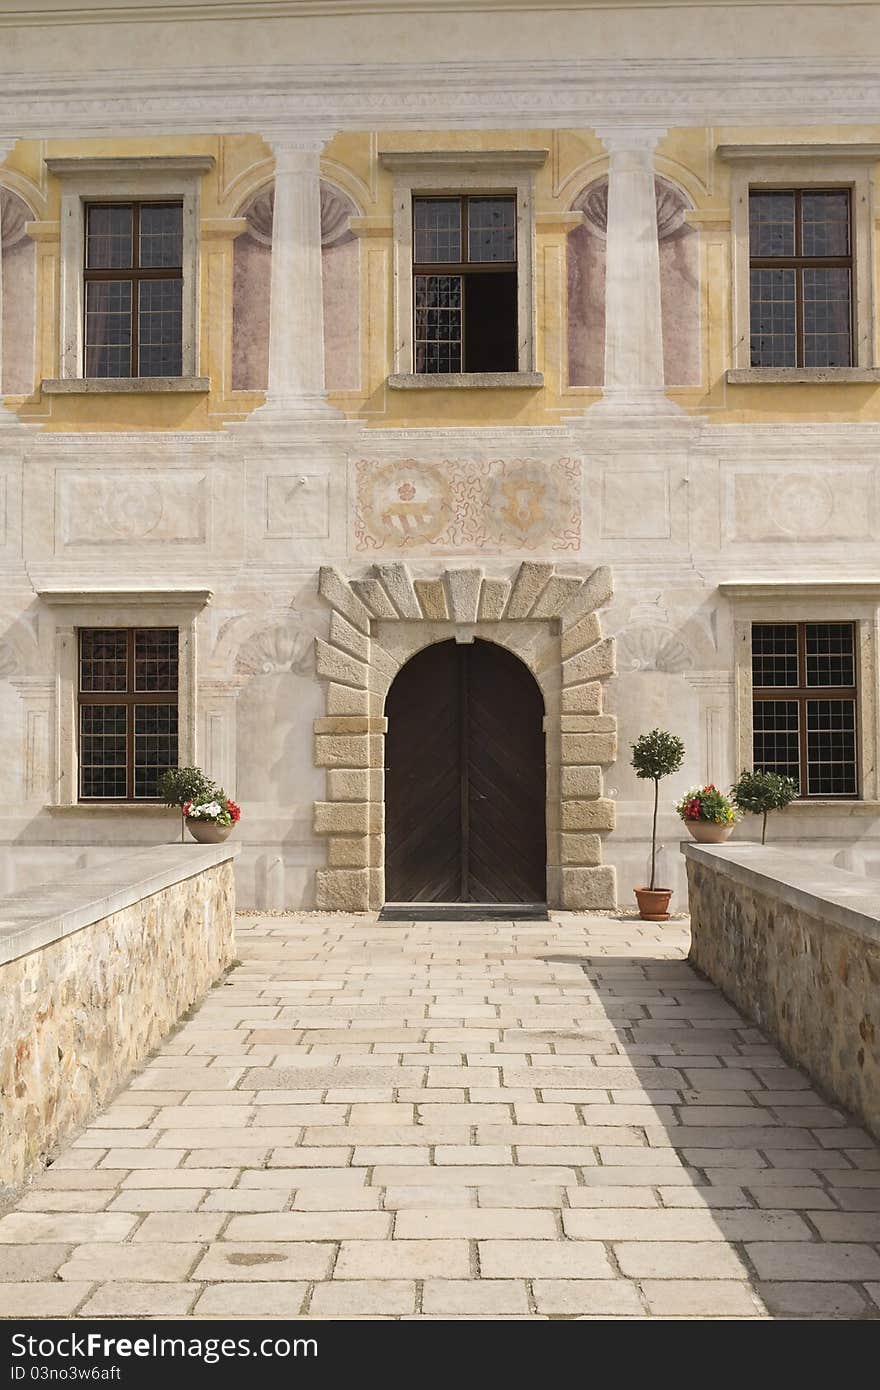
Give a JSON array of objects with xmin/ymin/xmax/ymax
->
[{"xmin": 2, "ymin": 0, "xmax": 880, "ymax": 909}]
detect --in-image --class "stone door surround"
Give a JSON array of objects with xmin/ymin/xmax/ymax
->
[{"xmin": 313, "ymin": 560, "xmax": 618, "ymax": 912}]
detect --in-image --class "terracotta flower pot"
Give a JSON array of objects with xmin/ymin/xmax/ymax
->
[
  {"xmin": 186, "ymin": 818, "xmax": 233, "ymax": 844},
  {"xmin": 685, "ymin": 820, "xmax": 734, "ymax": 844},
  {"xmin": 634, "ymin": 887, "xmax": 673, "ymax": 921}
]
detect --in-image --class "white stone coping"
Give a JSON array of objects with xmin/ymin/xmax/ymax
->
[
  {"xmin": 388, "ymin": 372, "xmax": 543, "ymax": 390},
  {"xmin": 41, "ymin": 378, "xmax": 210, "ymax": 394},
  {"xmin": 0, "ymin": 843, "xmax": 239, "ymax": 969},
  {"xmin": 681, "ymin": 840, "xmax": 880, "ymax": 949},
  {"xmin": 726, "ymin": 368, "xmax": 880, "ymax": 385}
]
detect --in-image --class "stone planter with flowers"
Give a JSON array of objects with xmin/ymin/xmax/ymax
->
[{"xmin": 675, "ymin": 784, "xmax": 739, "ymax": 843}]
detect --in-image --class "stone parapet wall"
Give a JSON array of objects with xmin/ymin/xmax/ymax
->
[
  {"xmin": 0, "ymin": 845, "xmax": 237, "ymax": 1189},
  {"xmin": 683, "ymin": 841, "xmax": 880, "ymax": 1141}
]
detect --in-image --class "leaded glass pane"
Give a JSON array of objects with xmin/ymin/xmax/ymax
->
[
  {"xmin": 79, "ymin": 704, "xmax": 127, "ymax": 799},
  {"xmin": 749, "ymin": 268, "xmax": 796, "ymax": 367},
  {"xmin": 753, "ymin": 700, "xmax": 800, "ymax": 786},
  {"xmin": 805, "ymin": 624, "xmax": 855, "ymax": 688},
  {"xmin": 752, "ymin": 624, "xmax": 799, "ymax": 687},
  {"xmin": 85, "ymin": 205, "xmax": 133, "ymax": 269},
  {"xmin": 80, "ymin": 629, "xmax": 128, "ymax": 693},
  {"xmin": 139, "ymin": 204, "xmax": 183, "ymax": 268},
  {"xmin": 749, "ymin": 192, "xmax": 795, "ymax": 258},
  {"xmin": 134, "ymin": 704, "xmax": 178, "ymax": 799},
  {"xmin": 84, "ymin": 280, "xmax": 132, "ymax": 377},
  {"xmin": 413, "ymin": 199, "xmax": 461, "ymax": 263},
  {"xmin": 134, "ymin": 629, "xmax": 179, "ymax": 692},
  {"xmin": 138, "ymin": 278, "xmax": 183, "ymax": 376},
  {"xmin": 802, "ymin": 267, "xmax": 852, "ymax": 367},
  {"xmin": 806, "ymin": 699, "xmax": 857, "ymax": 795},
  {"xmin": 467, "ymin": 198, "xmax": 515, "ymax": 263},
  {"xmin": 414, "ymin": 274, "xmax": 462, "ymax": 373},
  {"xmin": 801, "ymin": 191, "xmax": 850, "ymax": 257}
]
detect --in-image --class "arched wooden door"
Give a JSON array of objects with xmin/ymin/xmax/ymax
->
[{"xmin": 384, "ymin": 639, "xmax": 546, "ymax": 903}]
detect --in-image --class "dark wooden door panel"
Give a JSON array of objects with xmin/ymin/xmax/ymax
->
[
  {"xmin": 384, "ymin": 639, "xmax": 546, "ymax": 903},
  {"xmin": 467, "ymin": 640, "xmax": 546, "ymax": 902}
]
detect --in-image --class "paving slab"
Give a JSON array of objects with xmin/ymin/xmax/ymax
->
[{"xmin": 2, "ymin": 911, "xmax": 879, "ymax": 1320}]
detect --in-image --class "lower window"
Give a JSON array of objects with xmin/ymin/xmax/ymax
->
[
  {"xmin": 751, "ymin": 621, "xmax": 858, "ymax": 797},
  {"xmin": 78, "ymin": 627, "xmax": 179, "ymax": 800}
]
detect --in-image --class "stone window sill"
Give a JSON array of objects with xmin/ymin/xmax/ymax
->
[
  {"xmin": 785, "ymin": 799, "xmax": 880, "ymax": 813},
  {"xmin": 388, "ymin": 372, "xmax": 543, "ymax": 390},
  {"xmin": 41, "ymin": 377, "xmax": 210, "ymax": 395},
  {"xmin": 726, "ymin": 367, "xmax": 880, "ymax": 385},
  {"xmin": 46, "ymin": 803, "xmax": 177, "ymax": 815}
]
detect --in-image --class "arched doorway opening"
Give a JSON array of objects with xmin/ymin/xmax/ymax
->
[{"xmin": 384, "ymin": 638, "xmax": 546, "ymax": 903}]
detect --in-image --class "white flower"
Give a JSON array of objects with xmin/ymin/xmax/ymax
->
[{"xmin": 192, "ymin": 800, "xmax": 223, "ymax": 819}]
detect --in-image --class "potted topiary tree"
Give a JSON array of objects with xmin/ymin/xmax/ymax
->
[
  {"xmin": 732, "ymin": 768, "xmax": 797, "ymax": 844},
  {"xmin": 157, "ymin": 766, "xmax": 217, "ymax": 843},
  {"xmin": 631, "ymin": 727, "xmax": 686, "ymax": 920}
]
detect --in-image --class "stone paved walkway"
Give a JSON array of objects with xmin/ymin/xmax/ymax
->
[{"xmin": 2, "ymin": 913, "xmax": 880, "ymax": 1320}]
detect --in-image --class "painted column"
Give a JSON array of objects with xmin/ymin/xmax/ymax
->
[
  {"xmin": 263, "ymin": 131, "xmax": 336, "ymax": 416},
  {"xmin": 0, "ymin": 139, "xmax": 17, "ymax": 403},
  {"xmin": 595, "ymin": 125, "xmax": 677, "ymax": 413}
]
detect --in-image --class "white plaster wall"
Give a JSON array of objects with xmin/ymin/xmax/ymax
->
[{"xmin": 1, "ymin": 418, "xmax": 879, "ymax": 910}]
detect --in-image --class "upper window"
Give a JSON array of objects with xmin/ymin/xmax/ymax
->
[
  {"xmin": 78, "ymin": 628, "xmax": 179, "ymax": 800},
  {"xmin": 751, "ymin": 622, "xmax": 858, "ymax": 798},
  {"xmin": 749, "ymin": 190, "xmax": 853, "ymax": 368},
  {"xmin": 83, "ymin": 202, "xmax": 184, "ymax": 378},
  {"xmin": 412, "ymin": 195, "xmax": 518, "ymax": 373}
]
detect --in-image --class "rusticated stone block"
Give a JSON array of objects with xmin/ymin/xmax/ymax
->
[
  {"xmin": 560, "ymin": 865, "xmax": 617, "ymax": 910},
  {"xmin": 315, "ymin": 869, "xmax": 371, "ymax": 912},
  {"xmin": 478, "ymin": 578, "xmax": 510, "ymax": 619},
  {"xmin": 561, "ymin": 798, "xmax": 616, "ymax": 831},
  {"xmin": 505, "ymin": 561, "xmax": 553, "ymax": 618},
  {"xmin": 559, "ymin": 565, "xmax": 613, "ymax": 629},
  {"xmin": 556, "ymin": 715, "xmax": 617, "ymax": 733},
  {"xmin": 445, "ymin": 568, "xmax": 483, "ymax": 623},
  {"xmin": 530, "ymin": 575, "xmax": 584, "ymax": 619},
  {"xmin": 373, "ymin": 562, "xmax": 421, "ymax": 617},
  {"xmin": 330, "ymin": 611, "xmax": 371, "ymax": 663},
  {"xmin": 561, "ymin": 682, "xmax": 603, "ymax": 715},
  {"xmin": 313, "ymin": 717, "xmax": 387, "ymax": 734},
  {"xmin": 560, "ymin": 833, "xmax": 602, "ymax": 866},
  {"xmin": 351, "ymin": 578, "xmax": 398, "ymax": 619},
  {"xmin": 561, "ymin": 732, "xmax": 617, "ymax": 766},
  {"xmin": 326, "ymin": 683, "xmax": 370, "ymax": 716},
  {"xmin": 414, "ymin": 579, "xmax": 449, "ymax": 621},
  {"xmin": 327, "ymin": 836, "xmax": 379, "ymax": 868},
  {"xmin": 562, "ymin": 638, "xmax": 616, "ymax": 685},
  {"xmin": 561, "ymin": 613, "xmax": 601, "ymax": 660},
  {"xmin": 319, "ymin": 567, "xmax": 373, "ymax": 634},
  {"xmin": 560, "ymin": 765, "xmax": 602, "ymax": 799},
  {"xmin": 314, "ymin": 735, "xmax": 382, "ymax": 768},
  {"xmin": 326, "ymin": 769, "xmax": 381, "ymax": 801},
  {"xmin": 313, "ymin": 802, "xmax": 383, "ymax": 835},
  {"xmin": 315, "ymin": 639, "xmax": 368, "ymax": 689}
]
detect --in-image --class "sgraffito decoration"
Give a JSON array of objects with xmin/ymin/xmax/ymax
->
[{"xmin": 353, "ymin": 457, "xmax": 582, "ymax": 554}]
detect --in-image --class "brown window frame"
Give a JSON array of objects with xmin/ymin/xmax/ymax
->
[
  {"xmin": 412, "ymin": 193, "xmax": 518, "ymax": 373},
  {"xmin": 748, "ymin": 186, "xmax": 854, "ymax": 368},
  {"xmin": 751, "ymin": 620, "xmax": 859, "ymax": 800},
  {"xmin": 83, "ymin": 200, "xmax": 184, "ymax": 378},
  {"xmin": 77, "ymin": 627, "xmax": 179, "ymax": 803}
]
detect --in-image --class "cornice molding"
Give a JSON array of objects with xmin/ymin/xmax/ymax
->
[
  {"xmin": 719, "ymin": 580, "xmax": 880, "ymax": 601},
  {"xmin": 379, "ymin": 149, "xmax": 549, "ymax": 172},
  {"xmin": 717, "ymin": 142, "xmax": 880, "ymax": 162},
  {"xmin": 44, "ymin": 155, "xmax": 215, "ymax": 177},
  {"xmin": 37, "ymin": 587, "xmax": 214, "ymax": 607},
  {"xmin": 4, "ymin": 59, "xmax": 880, "ymax": 135}
]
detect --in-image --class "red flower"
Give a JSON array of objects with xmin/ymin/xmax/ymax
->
[
  {"xmin": 685, "ymin": 798, "xmax": 701, "ymax": 820},
  {"xmin": 182, "ymin": 800, "xmax": 193, "ymax": 816},
  {"xmin": 226, "ymin": 798, "xmax": 241, "ymax": 824}
]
